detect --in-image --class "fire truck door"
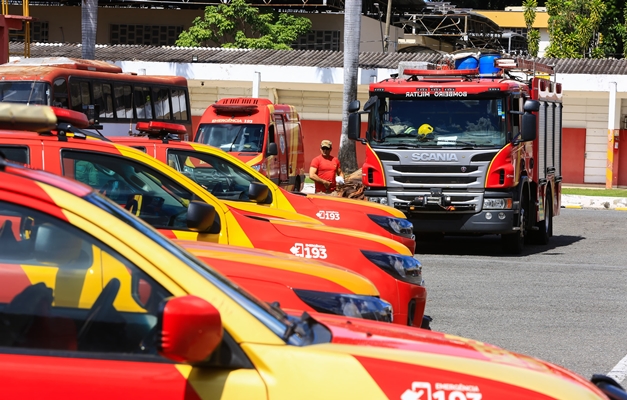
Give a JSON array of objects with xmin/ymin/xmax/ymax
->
[{"xmin": 273, "ymin": 114, "xmax": 289, "ymax": 184}]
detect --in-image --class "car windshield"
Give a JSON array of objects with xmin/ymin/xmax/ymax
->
[
  {"xmin": 0, "ymin": 81, "xmax": 50, "ymax": 105},
  {"xmin": 83, "ymin": 192, "xmax": 295, "ymax": 341},
  {"xmin": 370, "ymin": 97, "xmax": 507, "ymax": 148},
  {"xmin": 196, "ymin": 123, "xmax": 265, "ymax": 153}
]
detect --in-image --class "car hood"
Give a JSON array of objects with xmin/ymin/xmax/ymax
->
[
  {"xmin": 309, "ymin": 313, "xmax": 605, "ymax": 399},
  {"xmin": 224, "ymin": 201, "xmax": 324, "ymax": 225}
]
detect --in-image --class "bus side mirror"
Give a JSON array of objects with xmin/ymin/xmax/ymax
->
[
  {"xmin": 520, "ymin": 113, "xmax": 537, "ymax": 142},
  {"xmin": 266, "ymin": 142, "xmax": 278, "ymax": 156},
  {"xmin": 348, "ymin": 113, "xmax": 361, "ymax": 141}
]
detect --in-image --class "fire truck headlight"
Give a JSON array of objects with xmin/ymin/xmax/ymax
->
[
  {"xmin": 293, "ymin": 289, "xmax": 393, "ymax": 322},
  {"xmin": 368, "ymin": 214, "xmax": 414, "ymax": 238},
  {"xmin": 361, "ymin": 250, "xmax": 423, "ymax": 286},
  {"xmin": 368, "ymin": 196, "xmax": 388, "ymax": 205},
  {"xmin": 483, "ymin": 198, "xmax": 512, "ymax": 210}
]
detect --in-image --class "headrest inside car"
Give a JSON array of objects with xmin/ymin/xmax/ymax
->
[{"xmin": 35, "ymin": 223, "xmax": 83, "ymax": 264}]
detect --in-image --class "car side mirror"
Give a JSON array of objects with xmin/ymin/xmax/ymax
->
[
  {"xmin": 187, "ymin": 201, "xmax": 219, "ymax": 233},
  {"xmin": 249, "ymin": 181, "xmax": 270, "ymax": 203},
  {"xmin": 266, "ymin": 142, "xmax": 278, "ymax": 156},
  {"xmin": 158, "ymin": 295, "xmax": 223, "ymax": 364}
]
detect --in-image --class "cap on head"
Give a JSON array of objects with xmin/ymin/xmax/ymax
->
[{"xmin": 321, "ymin": 139, "xmax": 332, "ymax": 148}]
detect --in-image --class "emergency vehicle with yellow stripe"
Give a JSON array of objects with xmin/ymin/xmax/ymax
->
[
  {"xmin": 194, "ymin": 98, "xmax": 305, "ymax": 192},
  {"xmin": 0, "ymin": 155, "xmax": 621, "ymax": 399},
  {"xmin": 111, "ymin": 122, "xmax": 416, "ymax": 254},
  {"xmin": 348, "ymin": 54, "xmax": 562, "ymax": 254},
  {"xmin": 0, "ymin": 104, "xmax": 427, "ymax": 328}
]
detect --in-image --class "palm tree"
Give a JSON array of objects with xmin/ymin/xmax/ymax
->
[
  {"xmin": 81, "ymin": 0, "xmax": 97, "ymax": 60},
  {"xmin": 339, "ymin": 0, "xmax": 361, "ymax": 173}
]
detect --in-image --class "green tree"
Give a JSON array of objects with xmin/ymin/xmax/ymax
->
[
  {"xmin": 523, "ymin": 0, "xmax": 540, "ymax": 57},
  {"xmin": 545, "ymin": 0, "xmax": 606, "ymax": 58},
  {"xmin": 176, "ymin": 0, "xmax": 312, "ymax": 50},
  {"xmin": 597, "ymin": 0, "xmax": 627, "ymax": 58}
]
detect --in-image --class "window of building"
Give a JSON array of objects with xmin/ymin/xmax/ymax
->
[
  {"xmin": 110, "ymin": 24, "xmax": 183, "ymax": 46},
  {"xmin": 10, "ymin": 21, "xmax": 49, "ymax": 43},
  {"xmin": 293, "ymin": 30, "xmax": 340, "ymax": 51}
]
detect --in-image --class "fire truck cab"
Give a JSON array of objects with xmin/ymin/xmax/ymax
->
[
  {"xmin": 194, "ymin": 98, "xmax": 305, "ymax": 192},
  {"xmin": 348, "ymin": 54, "xmax": 562, "ymax": 254}
]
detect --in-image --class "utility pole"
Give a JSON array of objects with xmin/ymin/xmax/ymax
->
[{"xmin": 383, "ymin": 0, "xmax": 392, "ymax": 52}]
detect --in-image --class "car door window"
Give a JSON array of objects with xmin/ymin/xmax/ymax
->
[
  {"xmin": 61, "ymin": 150, "xmax": 203, "ymax": 230},
  {"xmin": 0, "ymin": 201, "xmax": 171, "ymax": 355},
  {"xmin": 0, "ymin": 146, "xmax": 29, "ymax": 165},
  {"xmin": 167, "ymin": 149, "xmax": 255, "ymax": 201}
]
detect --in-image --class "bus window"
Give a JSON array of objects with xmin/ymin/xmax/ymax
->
[
  {"xmin": 134, "ymin": 86, "xmax": 152, "ymax": 120},
  {"xmin": 69, "ymin": 81, "xmax": 91, "ymax": 114},
  {"xmin": 171, "ymin": 89, "xmax": 188, "ymax": 121},
  {"xmin": 114, "ymin": 84, "xmax": 133, "ymax": 119},
  {"xmin": 94, "ymin": 82, "xmax": 114, "ymax": 119},
  {"xmin": 52, "ymin": 78, "xmax": 69, "ymax": 108},
  {"xmin": 152, "ymin": 87, "xmax": 171, "ymax": 120}
]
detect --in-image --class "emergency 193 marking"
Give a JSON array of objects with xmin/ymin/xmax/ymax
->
[
  {"xmin": 315, "ymin": 210, "xmax": 340, "ymax": 220},
  {"xmin": 290, "ymin": 243, "xmax": 328, "ymax": 259},
  {"xmin": 401, "ymin": 382, "xmax": 482, "ymax": 400}
]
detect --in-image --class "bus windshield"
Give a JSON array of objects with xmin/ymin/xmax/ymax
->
[
  {"xmin": 370, "ymin": 97, "xmax": 507, "ymax": 148},
  {"xmin": 0, "ymin": 81, "xmax": 49, "ymax": 105},
  {"xmin": 196, "ymin": 123, "xmax": 266, "ymax": 153}
]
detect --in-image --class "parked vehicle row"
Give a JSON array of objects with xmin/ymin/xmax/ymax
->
[{"xmin": 0, "ymin": 103, "xmax": 624, "ymax": 399}]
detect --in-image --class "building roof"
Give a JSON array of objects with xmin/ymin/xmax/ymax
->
[{"xmin": 10, "ymin": 42, "xmax": 627, "ymax": 75}]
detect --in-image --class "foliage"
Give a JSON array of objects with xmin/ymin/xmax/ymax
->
[
  {"xmin": 523, "ymin": 0, "xmax": 540, "ymax": 57},
  {"xmin": 176, "ymin": 0, "xmax": 312, "ymax": 50},
  {"xmin": 545, "ymin": 0, "xmax": 606, "ymax": 58},
  {"xmin": 596, "ymin": 0, "xmax": 627, "ymax": 58},
  {"xmin": 562, "ymin": 187, "xmax": 627, "ymax": 197}
]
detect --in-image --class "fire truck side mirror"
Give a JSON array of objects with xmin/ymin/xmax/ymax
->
[
  {"xmin": 266, "ymin": 142, "xmax": 278, "ymax": 156},
  {"xmin": 523, "ymin": 100, "xmax": 540, "ymax": 112},
  {"xmin": 520, "ymin": 113, "xmax": 537, "ymax": 142},
  {"xmin": 348, "ymin": 100, "xmax": 361, "ymax": 113},
  {"xmin": 348, "ymin": 113, "xmax": 361, "ymax": 141}
]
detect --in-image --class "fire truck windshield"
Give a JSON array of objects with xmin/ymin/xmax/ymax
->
[
  {"xmin": 370, "ymin": 97, "xmax": 507, "ymax": 148},
  {"xmin": 0, "ymin": 81, "xmax": 50, "ymax": 105},
  {"xmin": 196, "ymin": 123, "xmax": 266, "ymax": 153}
]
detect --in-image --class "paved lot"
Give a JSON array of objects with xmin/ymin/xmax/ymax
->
[{"xmin": 417, "ymin": 208, "xmax": 627, "ymax": 381}]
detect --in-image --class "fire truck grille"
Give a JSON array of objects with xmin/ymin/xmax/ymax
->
[
  {"xmin": 393, "ymin": 176, "xmax": 477, "ymax": 185},
  {"xmin": 396, "ymin": 195, "xmax": 469, "ymax": 202},
  {"xmin": 393, "ymin": 165, "xmax": 479, "ymax": 174}
]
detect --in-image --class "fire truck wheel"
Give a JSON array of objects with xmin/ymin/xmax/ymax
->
[
  {"xmin": 532, "ymin": 191, "xmax": 552, "ymax": 245},
  {"xmin": 501, "ymin": 209, "xmax": 525, "ymax": 254}
]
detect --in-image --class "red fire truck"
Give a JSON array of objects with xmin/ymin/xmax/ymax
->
[
  {"xmin": 194, "ymin": 98, "xmax": 305, "ymax": 192},
  {"xmin": 348, "ymin": 55, "xmax": 562, "ymax": 254}
]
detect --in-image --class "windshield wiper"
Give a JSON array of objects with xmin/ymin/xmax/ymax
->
[
  {"xmin": 374, "ymin": 142, "xmax": 438, "ymax": 148},
  {"xmin": 228, "ymin": 127, "xmax": 245, "ymax": 152}
]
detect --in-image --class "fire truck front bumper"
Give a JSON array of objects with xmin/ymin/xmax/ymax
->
[{"xmin": 403, "ymin": 209, "xmax": 517, "ymax": 234}]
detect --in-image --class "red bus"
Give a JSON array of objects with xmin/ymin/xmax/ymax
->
[{"xmin": 0, "ymin": 57, "xmax": 191, "ymax": 138}]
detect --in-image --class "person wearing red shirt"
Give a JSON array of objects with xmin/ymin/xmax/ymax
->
[{"xmin": 309, "ymin": 139, "xmax": 344, "ymax": 194}]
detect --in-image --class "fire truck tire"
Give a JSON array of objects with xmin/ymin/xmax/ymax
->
[
  {"xmin": 502, "ymin": 208, "xmax": 525, "ymax": 254},
  {"xmin": 532, "ymin": 191, "xmax": 552, "ymax": 245}
]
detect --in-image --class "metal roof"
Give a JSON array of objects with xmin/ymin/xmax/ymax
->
[{"xmin": 10, "ymin": 42, "xmax": 627, "ymax": 74}]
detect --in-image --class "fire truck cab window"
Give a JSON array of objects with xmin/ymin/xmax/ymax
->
[
  {"xmin": 52, "ymin": 79, "xmax": 69, "ymax": 108},
  {"xmin": 375, "ymin": 98, "xmax": 507, "ymax": 147},
  {"xmin": 196, "ymin": 124, "xmax": 265, "ymax": 153}
]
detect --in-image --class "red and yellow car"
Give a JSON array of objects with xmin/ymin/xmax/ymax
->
[
  {"xmin": 0, "ymin": 148, "xmax": 618, "ymax": 399},
  {"xmin": 0, "ymin": 105, "xmax": 427, "ymax": 327},
  {"xmin": 112, "ymin": 121, "xmax": 416, "ymax": 254}
]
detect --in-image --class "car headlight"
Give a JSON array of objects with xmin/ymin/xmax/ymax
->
[
  {"xmin": 293, "ymin": 289, "xmax": 393, "ymax": 322},
  {"xmin": 251, "ymin": 164, "xmax": 261, "ymax": 171},
  {"xmin": 483, "ymin": 198, "xmax": 513, "ymax": 210},
  {"xmin": 361, "ymin": 250, "xmax": 423, "ymax": 286},
  {"xmin": 368, "ymin": 196, "xmax": 388, "ymax": 205},
  {"xmin": 368, "ymin": 214, "xmax": 414, "ymax": 238}
]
